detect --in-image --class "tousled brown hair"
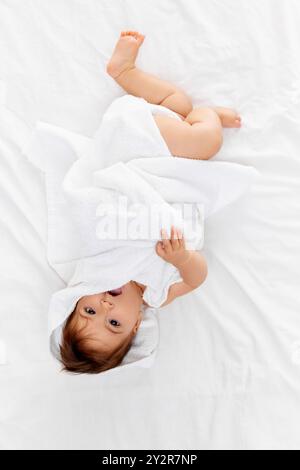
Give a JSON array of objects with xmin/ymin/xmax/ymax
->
[{"xmin": 59, "ymin": 307, "xmax": 135, "ymax": 374}]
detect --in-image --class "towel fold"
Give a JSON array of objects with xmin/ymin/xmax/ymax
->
[{"xmin": 22, "ymin": 94, "xmax": 260, "ymax": 372}]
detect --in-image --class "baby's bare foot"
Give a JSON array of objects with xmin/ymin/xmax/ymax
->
[
  {"xmin": 106, "ymin": 30, "xmax": 145, "ymax": 79},
  {"xmin": 213, "ymin": 107, "xmax": 242, "ymax": 128}
]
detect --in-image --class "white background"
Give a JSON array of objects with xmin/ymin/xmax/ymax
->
[{"xmin": 0, "ymin": 0, "xmax": 300, "ymax": 449}]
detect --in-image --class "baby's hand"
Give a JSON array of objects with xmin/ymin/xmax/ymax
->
[{"xmin": 155, "ymin": 226, "xmax": 191, "ymax": 267}]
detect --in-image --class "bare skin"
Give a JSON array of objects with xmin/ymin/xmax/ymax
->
[
  {"xmin": 73, "ymin": 280, "xmax": 146, "ymax": 352},
  {"xmin": 64, "ymin": 33, "xmax": 230, "ymax": 361},
  {"xmin": 71, "ymin": 32, "xmax": 231, "ymax": 356},
  {"xmin": 106, "ymin": 30, "xmax": 242, "ymax": 130},
  {"xmin": 72, "ymin": 228, "xmax": 207, "ymax": 353},
  {"xmin": 106, "ymin": 31, "xmax": 242, "ymax": 160}
]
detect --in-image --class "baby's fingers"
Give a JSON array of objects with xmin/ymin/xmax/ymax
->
[
  {"xmin": 170, "ymin": 225, "xmax": 186, "ymax": 251},
  {"xmin": 161, "ymin": 228, "xmax": 172, "ymax": 253},
  {"xmin": 176, "ymin": 227, "xmax": 186, "ymax": 249},
  {"xmin": 155, "ymin": 241, "xmax": 165, "ymax": 258},
  {"xmin": 170, "ymin": 225, "xmax": 181, "ymax": 250}
]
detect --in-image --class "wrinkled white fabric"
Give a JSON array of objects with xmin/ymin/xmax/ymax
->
[
  {"xmin": 22, "ymin": 94, "xmax": 259, "ymax": 370},
  {"xmin": 2, "ymin": 0, "xmax": 300, "ymax": 451}
]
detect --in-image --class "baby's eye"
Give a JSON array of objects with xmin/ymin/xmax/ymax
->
[
  {"xmin": 84, "ymin": 307, "xmax": 96, "ymax": 315},
  {"xmin": 109, "ymin": 319, "xmax": 121, "ymax": 327}
]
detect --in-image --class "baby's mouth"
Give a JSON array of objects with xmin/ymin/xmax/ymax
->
[{"xmin": 107, "ymin": 287, "xmax": 123, "ymax": 296}]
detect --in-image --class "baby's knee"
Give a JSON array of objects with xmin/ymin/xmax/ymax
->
[
  {"xmin": 160, "ymin": 91, "xmax": 193, "ymax": 118},
  {"xmin": 210, "ymin": 125, "xmax": 223, "ymax": 155},
  {"xmin": 194, "ymin": 123, "xmax": 223, "ymax": 160}
]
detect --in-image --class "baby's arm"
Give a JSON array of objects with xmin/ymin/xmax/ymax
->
[{"xmin": 156, "ymin": 226, "xmax": 207, "ymax": 307}]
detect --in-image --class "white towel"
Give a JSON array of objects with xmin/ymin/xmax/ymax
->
[{"xmin": 22, "ymin": 94, "xmax": 260, "ymax": 372}]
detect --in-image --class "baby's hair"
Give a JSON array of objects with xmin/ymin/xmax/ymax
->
[{"xmin": 59, "ymin": 306, "xmax": 136, "ymax": 374}]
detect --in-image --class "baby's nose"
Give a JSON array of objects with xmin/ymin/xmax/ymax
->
[{"xmin": 101, "ymin": 297, "xmax": 113, "ymax": 307}]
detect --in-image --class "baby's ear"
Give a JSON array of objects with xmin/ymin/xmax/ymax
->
[{"xmin": 133, "ymin": 312, "xmax": 143, "ymax": 333}]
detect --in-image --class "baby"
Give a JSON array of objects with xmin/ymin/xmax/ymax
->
[{"xmin": 59, "ymin": 31, "xmax": 242, "ymax": 374}]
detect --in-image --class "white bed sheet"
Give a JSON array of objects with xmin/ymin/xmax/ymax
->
[{"xmin": 1, "ymin": 0, "xmax": 300, "ymax": 450}]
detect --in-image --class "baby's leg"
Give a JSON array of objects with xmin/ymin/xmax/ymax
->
[
  {"xmin": 106, "ymin": 31, "xmax": 193, "ymax": 119},
  {"xmin": 106, "ymin": 31, "xmax": 242, "ymax": 160},
  {"xmin": 154, "ymin": 108, "xmax": 223, "ymax": 160}
]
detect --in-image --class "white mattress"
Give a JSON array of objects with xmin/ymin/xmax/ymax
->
[{"xmin": 1, "ymin": 0, "xmax": 300, "ymax": 450}]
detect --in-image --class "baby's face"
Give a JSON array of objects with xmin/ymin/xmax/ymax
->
[{"xmin": 73, "ymin": 281, "xmax": 143, "ymax": 352}]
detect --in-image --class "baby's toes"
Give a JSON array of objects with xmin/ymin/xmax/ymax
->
[
  {"xmin": 133, "ymin": 31, "xmax": 144, "ymax": 41},
  {"xmin": 120, "ymin": 30, "xmax": 145, "ymax": 45},
  {"xmin": 130, "ymin": 31, "xmax": 145, "ymax": 45},
  {"xmin": 136, "ymin": 33, "xmax": 145, "ymax": 45},
  {"xmin": 128, "ymin": 31, "xmax": 139, "ymax": 38},
  {"xmin": 138, "ymin": 32, "xmax": 145, "ymax": 40}
]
